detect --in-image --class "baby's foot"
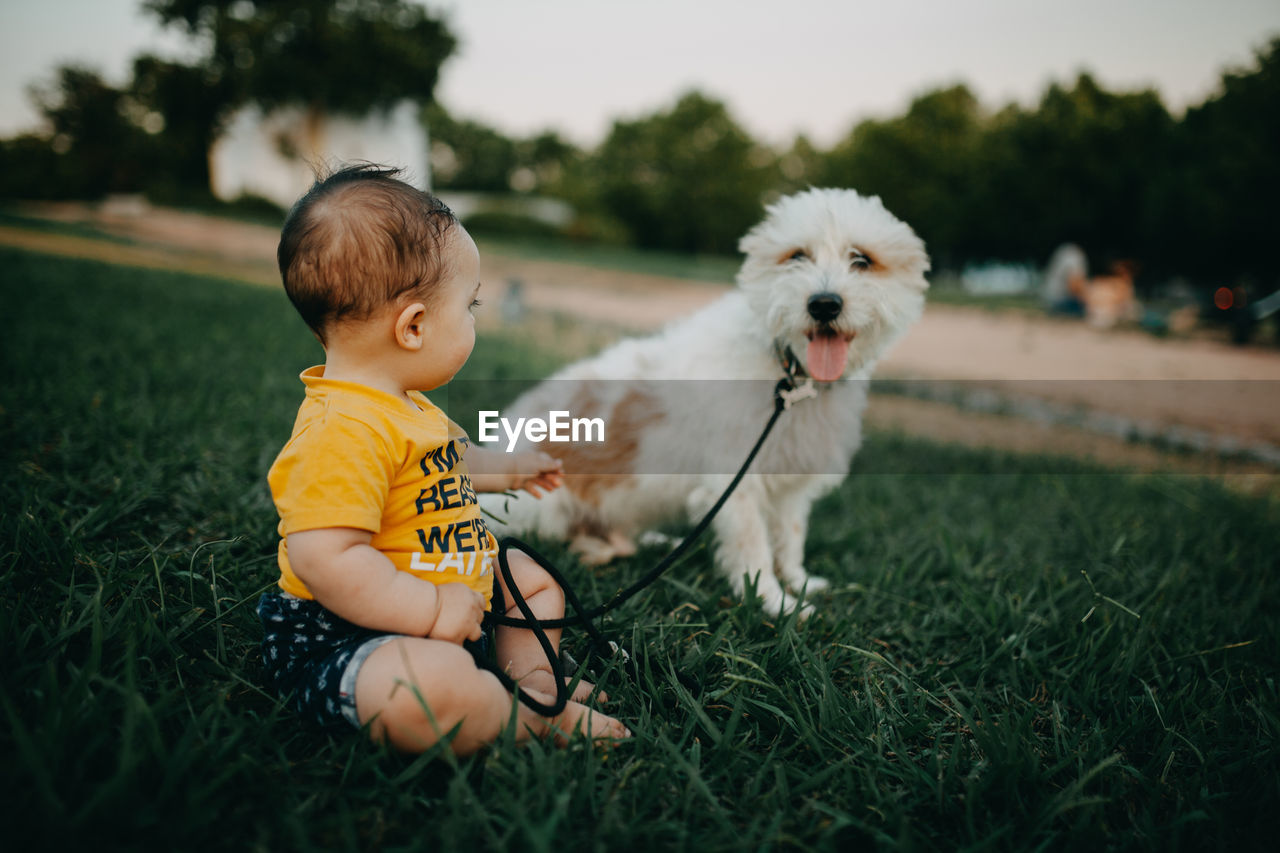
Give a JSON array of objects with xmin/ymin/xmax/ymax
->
[
  {"xmin": 520, "ymin": 670, "xmax": 606, "ymax": 704},
  {"xmin": 549, "ymin": 699, "xmax": 631, "ymax": 746},
  {"xmin": 520, "ymin": 688, "xmax": 630, "ymax": 745}
]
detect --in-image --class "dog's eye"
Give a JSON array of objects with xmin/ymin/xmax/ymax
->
[
  {"xmin": 783, "ymin": 249, "xmax": 810, "ymax": 264},
  {"xmin": 849, "ymin": 250, "xmax": 872, "ymax": 270}
]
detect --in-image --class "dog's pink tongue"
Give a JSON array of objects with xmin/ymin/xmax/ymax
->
[{"xmin": 806, "ymin": 334, "xmax": 850, "ymax": 382}]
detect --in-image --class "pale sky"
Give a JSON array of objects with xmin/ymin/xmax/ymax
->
[{"xmin": 2, "ymin": 0, "xmax": 1279, "ymax": 147}]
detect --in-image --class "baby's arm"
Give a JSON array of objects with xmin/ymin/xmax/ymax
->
[
  {"xmin": 287, "ymin": 527, "xmax": 484, "ymax": 642},
  {"xmin": 468, "ymin": 446, "xmax": 563, "ymax": 496}
]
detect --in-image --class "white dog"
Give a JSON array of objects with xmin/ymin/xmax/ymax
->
[{"xmin": 481, "ymin": 188, "xmax": 930, "ymax": 615}]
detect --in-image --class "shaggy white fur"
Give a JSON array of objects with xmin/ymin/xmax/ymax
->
[{"xmin": 481, "ymin": 188, "xmax": 930, "ymax": 616}]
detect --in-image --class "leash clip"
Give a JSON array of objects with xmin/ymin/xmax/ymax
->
[
  {"xmin": 777, "ymin": 378, "xmax": 818, "ymax": 410},
  {"xmin": 608, "ymin": 640, "xmax": 632, "ymax": 665}
]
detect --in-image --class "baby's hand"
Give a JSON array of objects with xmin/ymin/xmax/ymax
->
[
  {"xmin": 511, "ymin": 451, "xmax": 563, "ymax": 498},
  {"xmin": 426, "ymin": 583, "xmax": 485, "ymax": 645}
]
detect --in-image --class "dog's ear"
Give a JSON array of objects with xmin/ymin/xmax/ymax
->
[
  {"xmin": 737, "ymin": 191, "xmax": 794, "ymax": 258},
  {"xmin": 737, "ymin": 227, "xmax": 767, "ymax": 258}
]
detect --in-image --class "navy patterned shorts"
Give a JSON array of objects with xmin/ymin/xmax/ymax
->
[{"xmin": 257, "ymin": 591, "xmax": 491, "ymax": 731}]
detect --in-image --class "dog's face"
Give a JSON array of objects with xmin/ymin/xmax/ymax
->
[{"xmin": 736, "ymin": 188, "xmax": 930, "ymax": 380}]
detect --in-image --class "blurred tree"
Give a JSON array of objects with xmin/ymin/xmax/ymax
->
[
  {"xmin": 585, "ymin": 91, "xmax": 775, "ymax": 253},
  {"xmin": 1154, "ymin": 37, "xmax": 1279, "ymax": 288},
  {"xmin": 128, "ymin": 55, "xmax": 236, "ymax": 196},
  {"xmin": 823, "ymin": 85, "xmax": 985, "ymax": 269},
  {"xmin": 775, "ymin": 134, "xmax": 824, "ymax": 195},
  {"xmin": 2, "ymin": 1, "xmax": 455, "ymax": 201},
  {"xmin": 424, "ymin": 103, "xmax": 582, "ymax": 194},
  {"xmin": 143, "ymin": 0, "xmax": 456, "ymax": 115},
  {"xmin": 0, "ymin": 134, "xmax": 67, "ymax": 199},
  {"xmin": 515, "ymin": 131, "xmax": 580, "ymax": 193},
  {"xmin": 423, "ymin": 103, "xmax": 519, "ymax": 192},
  {"xmin": 974, "ymin": 74, "xmax": 1176, "ymax": 272},
  {"xmin": 24, "ymin": 66, "xmax": 153, "ymax": 196}
]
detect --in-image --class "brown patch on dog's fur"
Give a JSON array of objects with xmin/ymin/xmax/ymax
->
[
  {"xmin": 853, "ymin": 249, "xmax": 885, "ymax": 273},
  {"xmin": 775, "ymin": 246, "xmax": 886, "ymax": 273},
  {"xmin": 553, "ymin": 385, "xmax": 664, "ymax": 500}
]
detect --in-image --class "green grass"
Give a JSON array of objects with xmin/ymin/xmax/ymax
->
[
  {"xmin": 2, "ymin": 247, "xmax": 1278, "ymax": 851},
  {"xmin": 476, "ymin": 234, "xmax": 744, "ymax": 285}
]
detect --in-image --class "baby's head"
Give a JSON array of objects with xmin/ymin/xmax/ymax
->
[{"xmin": 278, "ymin": 164, "xmax": 459, "ymax": 346}]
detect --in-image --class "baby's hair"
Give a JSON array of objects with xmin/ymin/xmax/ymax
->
[{"xmin": 277, "ymin": 163, "xmax": 459, "ymax": 345}]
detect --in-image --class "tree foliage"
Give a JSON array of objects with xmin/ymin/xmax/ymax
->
[
  {"xmin": 583, "ymin": 92, "xmax": 775, "ymax": 254},
  {"xmin": 0, "ymin": 1, "xmax": 456, "ymax": 202},
  {"xmin": 823, "ymin": 85, "xmax": 986, "ymax": 270},
  {"xmin": 981, "ymin": 75, "xmax": 1177, "ymax": 272},
  {"xmin": 1156, "ymin": 37, "xmax": 1280, "ymax": 286},
  {"xmin": 20, "ymin": 66, "xmax": 153, "ymax": 197},
  {"xmin": 424, "ymin": 103, "xmax": 581, "ymax": 200},
  {"xmin": 2, "ymin": 60, "xmax": 233, "ymax": 202},
  {"xmin": 424, "ymin": 103, "xmax": 520, "ymax": 192},
  {"xmin": 129, "ymin": 54, "xmax": 237, "ymax": 192},
  {"xmin": 142, "ymin": 0, "xmax": 456, "ymax": 114}
]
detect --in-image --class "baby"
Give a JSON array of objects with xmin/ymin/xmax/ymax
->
[{"xmin": 257, "ymin": 164, "xmax": 629, "ymax": 754}]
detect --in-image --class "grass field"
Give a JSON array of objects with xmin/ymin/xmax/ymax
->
[{"xmin": 2, "ymin": 247, "xmax": 1277, "ymax": 851}]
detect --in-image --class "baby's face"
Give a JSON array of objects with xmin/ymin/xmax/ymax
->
[{"xmin": 411, "ymin": 225, "xmax": 481, "ymax": 390}]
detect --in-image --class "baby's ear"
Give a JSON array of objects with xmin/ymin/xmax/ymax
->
[{"xmin": 394, "ymin": 301, "xmax": 429, "ymax": 350}]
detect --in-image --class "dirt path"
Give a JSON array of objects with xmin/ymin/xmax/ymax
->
[{"xmin": 6, "ymin": 201, "xmax": 1279, "ymax": 464}]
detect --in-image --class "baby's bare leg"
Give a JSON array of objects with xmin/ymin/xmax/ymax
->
[
  {"xmin": 495, "ymin": 550, "xmax": 598, "ymax": 701},
  {"xmin": 356, "ymin": 637, "xmax": 523, "ymax": 754},
  {"xmin": 355, "ymin": 636, "xmax": 626, "ymax": 754}
]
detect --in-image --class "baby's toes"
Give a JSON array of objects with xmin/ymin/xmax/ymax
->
[
  {"xmin": 553, "ymin": 701, "xmax": 631, "ymax": 746},
  {"xmin": 569, "ymin": 677, "xmax": 605, "ymax": 704},
  {"xmin": 581, "ymin": 707, "xmax": 631, "ymax": 742}
]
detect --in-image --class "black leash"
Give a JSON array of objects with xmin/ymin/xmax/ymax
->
[{"xmin": 473, "ymin": 368, "xmax": 816, "ymax": 718}]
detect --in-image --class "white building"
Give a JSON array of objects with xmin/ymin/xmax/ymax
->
[{"xmin": 208, "ymin": 99, "xmax": 429, "ymax": 208}]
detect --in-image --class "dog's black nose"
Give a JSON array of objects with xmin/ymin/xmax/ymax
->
[{"xmin": 807, "ymin": 292, "xmax": 843, "ymax": 323}]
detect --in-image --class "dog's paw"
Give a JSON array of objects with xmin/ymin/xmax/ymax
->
[
  {"xmin": 607, "ymin": 531, "xmax": 637, "ymax": 558},
  {"xmin": 757, "ymin": 586, "xmax": 815, "ymax": 621},
  {"xmin": 793, "ymin": 574, "xmax": 830, "ymax": 596},
  {"xmin": 569, "ymin": 532, "xmax": 637, "ymax": 566},
  {"xmin": 777, "ymin": 565, "xmax": 831, "ymax": 595},
  {"xmin": 570, "ymin": 534, "xmax": 619, "ymax": 566},
  {"xmin": 636, "ymin": 530, "xmax": 677, "ymax": 549},
  {"xmin": 730, "ymin": 571, "xmax": 815, "ymax": 621}
]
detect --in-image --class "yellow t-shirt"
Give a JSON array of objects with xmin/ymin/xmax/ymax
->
[{"xmin": 268, "ymin": 366, "xmax": 497, "ymax": 607}]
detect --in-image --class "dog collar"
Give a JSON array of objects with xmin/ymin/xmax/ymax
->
[
  {"xmin": 773, "ymin": 340, "xmax": 806, "ymax": 382},
  {"xmin": 771, "ymin": 340, "xmax": 824, "ymax": 410}
]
